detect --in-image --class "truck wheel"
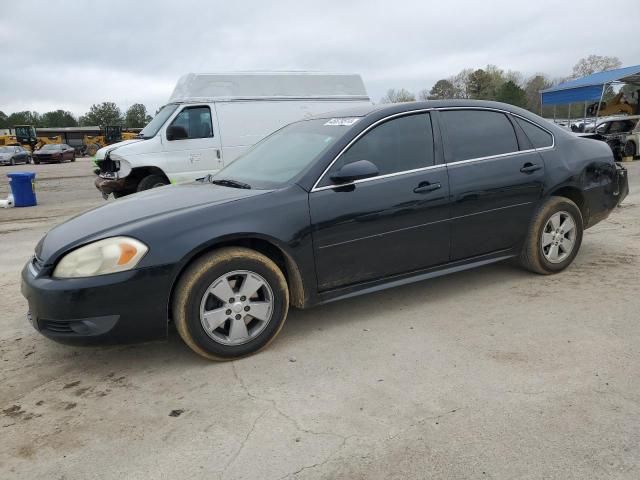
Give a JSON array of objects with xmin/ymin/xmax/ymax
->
[
  {"xmin": 172, "ymin": 247, "xmax": 289, "ymax": 360},
  {"xmin": 624, "ymin": 140, "xmax": 637, "ymax": 158},
  {"xmin": 137, "ymin": 174, "xmax": 169, "ymax": 191},
  {"xmin": 519, "ymin": 197, "xmax": 583, "ymax": 275}
]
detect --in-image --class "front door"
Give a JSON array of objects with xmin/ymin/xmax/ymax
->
[
  {"xmin": 163, "ymin": 104, "xmax": 223, "ymax": 182},
  {"xmin": 309, "ymin": 112, "xmax": 450, "ymax": 291},
  {"xmin": 438, "ymin": 109, "xmax": 546, "ymax": 260}
]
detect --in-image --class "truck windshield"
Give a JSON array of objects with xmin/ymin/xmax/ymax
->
[
  {"xmin": 139, "ymin": 104, "xmax": 179, "ymax": 138},
  {"xmin": 212, "ymin": 118, "xmax": 356, "ymax": 189}
]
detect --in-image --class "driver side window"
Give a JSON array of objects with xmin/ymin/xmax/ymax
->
[
  {"xmin": 168, "ymin": 106, "xmax": 214, "ymax": 140},
  {"xmin": 320, "ymin": 113, "xmax": 434, "ymax": 186}
]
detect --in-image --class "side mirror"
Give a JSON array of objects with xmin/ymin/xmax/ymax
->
[
  {"xmin": 330, "ymin": 160, "xmax": 379, "ymax": 184},
  {"xmin": 166, "ymin": 125, "xmax": 188, "ymax": 141}
]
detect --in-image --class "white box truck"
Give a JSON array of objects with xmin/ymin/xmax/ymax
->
[{"xmin": 94, "ymin": 72, "xmax": 371, "ymax": 198}]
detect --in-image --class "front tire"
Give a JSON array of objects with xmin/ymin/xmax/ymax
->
[
  {"xmin": 624, "ymin": 140, "xmax": 637, "ymax": 159},
  {"xmin": 519, "ymin": 197, "xmax": 583, "ymax": 274},
  {"xmin": 173, "ymin": 247, "xmax": 289, "ymax": 360},
  {"xmin": 137, "ymin": 174, "xmax": 169, "ymax": 191}
]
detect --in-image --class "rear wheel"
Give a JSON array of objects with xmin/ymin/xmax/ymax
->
[
  {"xmin": 137, "ymin": 174, "xmax": 169, "ymax": 191},
  {"xmin": 173, "ymin": 247, "xmax": 289, "ymax": 360},
  {"xmin": 519, "ymin": 197, "xmax": 583, "ymax": 274},
  {"xmin": 10, "ymin": 157, "xmax": 15, "ymax": 166}
]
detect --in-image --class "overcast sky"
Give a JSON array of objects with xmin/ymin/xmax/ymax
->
[{"xmin": 2, "ymin": 0, "xmax": 639, "ymax": 117}]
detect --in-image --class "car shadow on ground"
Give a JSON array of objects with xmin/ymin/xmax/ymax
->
[{"xmin": 14, "ymin": 260, "xmax": 530, "ymax": 375}]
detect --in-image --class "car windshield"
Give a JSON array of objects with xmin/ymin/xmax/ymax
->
[
  {"xmin": 139, "ymin": 104, "xmax": 179, "ymax": 138},
  {"xmin": 0, "ymin": 147, "xmax": 11, "ymax": 153},
  {"xmin": 212, "ymin": 118, "xmax": 358, "ymax": 189},
  {"xmin": 41, "ymin": 144, "xmax": 61, "ymax": 150}
]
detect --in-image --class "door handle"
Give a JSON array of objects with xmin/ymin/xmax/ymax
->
[
  {"xmin": 520, "ymin": 163, "xmax": 542, "ymax": 173},
  {"xmin": 216, "ymin": 149, "xmax": 221, "ymax": 159},
  {"xmin": 413, "ymin": 181, "xmax": 441, "ymax": 194}
]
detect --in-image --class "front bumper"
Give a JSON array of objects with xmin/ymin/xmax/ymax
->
[{"xmin": 21, "ymin": 259, "xmax": 173, "ymax": 345}]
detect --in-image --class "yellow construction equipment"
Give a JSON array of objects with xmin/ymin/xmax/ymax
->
[
  {"xmin": 83, "ymin": 126, "xmax": 138, "ymax": 156},
  {"xmin": 14, "ymin": 125, "xmax": 39, "ymax": 152},
  {"xmin": 0, "ymin": 134, "xmax": 17, "ymax": 146},
  {"xmin": 587, "ymin": 92, "xmax": 638, "ymax": 117}
]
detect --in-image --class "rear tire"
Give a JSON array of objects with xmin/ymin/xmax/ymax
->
[
  {"xmin": 519, "ymin": 197, "xmax": 583, "ymax": 274},
  {"xmin": 624, "ymin": 140, "xmax": 637, "ymax": 158},
  {"xmin": 10, "ymin": 158, "xmax": 15, "ymax": 166},
  {"xmin": 173, "ymin": 247, "xmax": 289, "ymax": 360},
  {"xmin": 137, "ymin": 174, "xmax": 169, "ymax": 191}
]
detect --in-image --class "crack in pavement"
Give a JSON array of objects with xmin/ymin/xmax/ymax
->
[
  {"xmin": 387, "ymin": 407, "xmax": 462, "ymax": 442},
  {"xmin": 221, "ymin": 408, "xmax": 269, "ymax": 479},
  {"xmin": 229, "ymin": 362, "xmax": 354, "ymax": 479}
]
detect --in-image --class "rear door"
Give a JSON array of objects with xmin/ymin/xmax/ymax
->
[
  {"xmin": 162, "ymin": 104, "xmax": 223, "ymax": 182},
  {"xmin": 309, "ymin": 112, "xmax": 450, "ymax": 290},
  {"xmin": 438, "ymin": 109, "xmax": 547, "ymax": 261}
]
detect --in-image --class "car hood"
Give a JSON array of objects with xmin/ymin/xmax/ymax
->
[
  {"xmin": 37, "ymin": 183, "xmax": 273, "ymax": 262},
  {"xmin": 95, "ymin": 138, "xmax": 148, "ymax": 160}
]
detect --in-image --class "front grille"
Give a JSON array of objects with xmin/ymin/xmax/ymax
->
[
  {"xmin": 41, "ymin": 320, "xmax": 74, "ymax": 334},
  {"xmin": 97, "ymin": 158, "xmax": 119, "ymax": 174}
]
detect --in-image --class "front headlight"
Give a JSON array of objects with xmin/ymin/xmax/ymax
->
[{"xmin": 53, "ymin": 236, "xmax": 148, "ymax": 278}]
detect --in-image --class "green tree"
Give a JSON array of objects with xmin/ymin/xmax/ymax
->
[
  {"xmin": 40, "ymin": 110, "xmax": 78, "ymax": 127},
  {"xmin": 79, "ymin": 102, "xmax": 123, "ymax": 127},
  {"xmin": 7, "ymin": 111, "xmax": 40, "ymax": 126},
  {"xmin": 380, "ymin": 88, "xmax": 415, "ymax": 103},
  {"xmin": 421, "ymin": 79, "xmax": 458, "ymax": 100},
  {"xmin": 0, "ymin": 111, "xmax": 8, "ymax": 129},
  {"xmin": 125, "ymin": 103, "xmax": 151, "ymax": 128},
  {"xmin": 495, "ymin": 80, "xmax": 527, "ymax": 107},
  {"xmin": 466, "ymin": 69, "xmax": 494, "ymax": 99},
  {"xmin": 524, "ymin": 74, "xmax": 552, "ymax": 113},
  {"xmin": 572, "ymin": 55, "xmax": 622, "ymax": 78}
]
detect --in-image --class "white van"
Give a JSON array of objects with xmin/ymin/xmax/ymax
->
[{"xmin": 94, "ymin": 72, "xmax": 371, "ymax": 198}]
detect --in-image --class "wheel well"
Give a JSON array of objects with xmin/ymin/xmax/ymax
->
[
  {"xmin": 550, "ymin": 187, "xmax": 588, "ymax": 222},
  {"xmin": 168, "ymin": 238, "xmax": 307, "ymax": 320},
  {"xmin": 130, "ymin": 166, "xmax": 170, "ymax": 184}
]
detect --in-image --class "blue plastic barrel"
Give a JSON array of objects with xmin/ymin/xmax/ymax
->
[{"xmin": 7, "ymin": 172, "xmax": 37, "ymax": 207}]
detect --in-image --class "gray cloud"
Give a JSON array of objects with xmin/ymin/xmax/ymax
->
[{"xmin": 1, "ymin": 0, "xmax": 638, "ymax": 116}]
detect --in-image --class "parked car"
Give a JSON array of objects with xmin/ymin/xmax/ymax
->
[
  {"xmin": 0, "ymin": 145, "xmax": 32, "ymax": 165},
  {"xmin": 32, "ymin": 144, "xmax": 76, "ymax": 164},
  {"xmin": 94, "ymin": 72, "xmax": 372, "ymax": 198},
  {"xmin": 22, "ymin": 100, "xmax": 628, "ymax": 360},
  {"xmin": 580, "ymin": 115, "xmax": 640, "ymax": 160}
]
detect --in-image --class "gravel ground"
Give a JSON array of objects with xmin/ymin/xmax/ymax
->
[{"xmin": 0, "ymin": 158, "xmax": 639, "ymax": 479}]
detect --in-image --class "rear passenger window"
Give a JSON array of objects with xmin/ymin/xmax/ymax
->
[
  {"xmin": 514, "ymin": 117, "xmax": 553, "ymax": 148},
  {"xmin": 440, "ymin": 110, "xmax": 518, "ymax": 161},
  {"xmin": 323, "ymin": 113, "xmax": 434, "ymax": 184}
]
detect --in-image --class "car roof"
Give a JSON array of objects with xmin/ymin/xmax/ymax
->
[
  {"xmin": 311, "ymin": 99, "xmax": 546, "ymax": 119},
  {"xmin": 310, "ymin": 99, "xmax": 569, "ymax": 136}
]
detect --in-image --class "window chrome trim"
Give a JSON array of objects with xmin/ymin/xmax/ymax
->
[
  {"xmin": 312, "ymin": 163, "xmax": 446, "ymax": 192},
  {"xmin": 310, "ymin": 106, "xmax": 556, "ymax": 192}
]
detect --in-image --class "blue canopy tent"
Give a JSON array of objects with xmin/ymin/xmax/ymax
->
[{"xmin": 540, "ymin": 65, "xmax": 640, "ymax": 127}]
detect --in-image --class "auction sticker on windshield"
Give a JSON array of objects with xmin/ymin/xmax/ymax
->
[{"xmin": 324, "ymin": 118, "xmax": 360, "ymax": 126}]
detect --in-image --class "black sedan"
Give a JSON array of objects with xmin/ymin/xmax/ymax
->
[
  {"xmin": 32, "ymin": 143, "xmax": 76, "ymax": 164},
  {"xmin": 21, "ymin": 101, "xmax": 629, "ymax": 360},
  {"xmin": 0, "ymin": 145, "xmax": 32, "ymax": 165}
]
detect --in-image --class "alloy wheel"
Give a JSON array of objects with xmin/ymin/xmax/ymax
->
[
  {"xmin": 541, "ymin": 211, "xmax": 576, "ymax": 264},
  {"xmin": 199, "ymin": 270, "xmax": 274, "ymax": 346}
]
